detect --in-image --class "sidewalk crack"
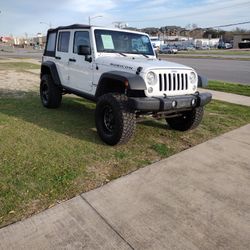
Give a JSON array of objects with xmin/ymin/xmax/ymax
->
[{"xmin": 80, "ymin": 195, "xmax": 134, "ymax": 250}]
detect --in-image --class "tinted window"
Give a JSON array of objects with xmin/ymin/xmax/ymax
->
[
  {"xmin": 46, "ymin": 32, "xmax": 56, "ymax": 52},
  {"xmin": 73, "ymin": 31, "xmax": 90, "ymax": 53},
  {"xmin": 57, "ymin": 32, "xmax": 70, "ymax": 52}
]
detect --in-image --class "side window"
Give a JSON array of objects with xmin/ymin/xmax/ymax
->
[
  {"xmin": 73, "ymin": 31, "xmax": 90, "ymax": 54},
  {"xmin": 46, "ymin": 32, "xmax": 56, "ymax": 52},
  {"xmin": 57, "ymin": 31, "xmax": 70, "ymax": 52}
]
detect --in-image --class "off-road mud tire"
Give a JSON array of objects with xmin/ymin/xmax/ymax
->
[
  {"xmin": 40, "ymin": 74, "xmax": 62, "ymax": 108},
  {"xmin": 95, "ymin": 93, "xmax": 136, "ymax": 145}
]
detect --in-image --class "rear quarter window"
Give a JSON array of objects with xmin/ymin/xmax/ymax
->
[{"xmin": 44, "ymin": 32, "xmax": 57, "ymax": 56}]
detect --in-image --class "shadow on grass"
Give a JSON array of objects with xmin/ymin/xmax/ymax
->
[
  {"xmin": 0, "ymin": 92, "xmax": 103, "ymax": 144},
  {"xmin": 140, "ymin": 119, "xmax": 169, "ymax": 130},
  {"xmin": 0, "ymin": 91, "xmax": 175, "ymax": 144}
]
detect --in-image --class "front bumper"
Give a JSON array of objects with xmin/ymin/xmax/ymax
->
[{"xmin": 128, "ymin": 92, "xmax": 212, "ymax": 111}]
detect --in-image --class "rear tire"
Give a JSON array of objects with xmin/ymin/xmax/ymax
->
[
  {"xmin": 95, "ymin": 93, "xmax": 136, "ymax": 145},
  {"xmin": 166, "ymin": 107, "xmax": 204, "ymax": 131},
  {"xmin": 40, "ymin": 74, "xmax": 62, "ymax": 108}
]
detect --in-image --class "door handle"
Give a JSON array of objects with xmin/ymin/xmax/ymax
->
[
  {"xmin": 69, "ymin": 58, "xmax": 76, "ymax": 62},
  {"xmin": 55, "ymin": 56, "xmax": 61, "ymax": 60}
]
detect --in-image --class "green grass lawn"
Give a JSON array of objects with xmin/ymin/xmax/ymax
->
[
  {"xmin": 204, "ymin": 80, "xmax": 250, "ymax": 97},
  {"xmin": 1, "ymin": 93, "xmax": 250, "ymax": 228}
]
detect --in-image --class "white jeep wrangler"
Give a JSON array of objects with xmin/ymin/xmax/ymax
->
[{"xmin": 40, "ymin": 24, "xmax": 212, "ymax": 145}]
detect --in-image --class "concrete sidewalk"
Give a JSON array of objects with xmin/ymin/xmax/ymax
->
[
  {"xmin": 199, "ymin": 88, "xmax": 250, "ymax": 106},
  {"xmin": 1, "ymin": 124, "xmax": 250, "ymax": 250}
]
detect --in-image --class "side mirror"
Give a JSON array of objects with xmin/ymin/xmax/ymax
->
[
  {"xmin": 78, "ymin": 45, "xmax": 92, "ymax": 63},
  {"xmin": 78, "ymin": 45, "xmax": 91, "ymax": 56}
]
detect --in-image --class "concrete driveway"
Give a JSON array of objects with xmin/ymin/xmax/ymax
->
[{"xmin": 0, "ymin": 124, "xmax": 250, "ymax": 250}]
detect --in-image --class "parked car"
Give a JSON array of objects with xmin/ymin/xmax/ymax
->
[
  {"xmin": 159, "ymin": 45, "xmax": 178, "ymax": 54},
  {"xmin": 186, "ymin": 45, "xmax": 196, "ymax": 51},
  {"xmin": 218, "ymin": 42, "xmax": 232, "ymax": 49},
  {"xmin": 176, "ymin": 45, "xmax": 188, "ymax": 51},
  {"xmin": 40, "ymin": 24, "xmax": 211, "ymax": 145},
  {"xmin": 201, "ymin": 45, "xmax": 210, "ymax": 50}
]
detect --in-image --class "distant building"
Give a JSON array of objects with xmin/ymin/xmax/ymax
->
[
  {"xmin": 0, "ymin": 33, "xmax": 47, "ymax": 48},
  {"xmin": 179, "ymin": 29, "xmax": 190, "ymax": 37},
  {"xmin": 32, "ymin": 35, "xmax": 46, "ymax": 47},
  {"xmin": 162, "ymin": 26, "xmax": 182, "ymax": 36},
  {"xmin": 1, "ymin": 36, "xmax": 14, "ymax": 44},
  {"xmin": 233, "ymin": 34, "xmax": 250, "ymax": 48},
  {"xmin": 189, "ymin": 28, "xmax": 204, "ymax": 39}
]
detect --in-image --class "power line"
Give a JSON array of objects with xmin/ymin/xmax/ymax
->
[
  {"xmin": 206, "ymin": 21, "xmax": 250, "ymax": 29},
  {"xmin": 118, "ymin": 1, "xmax": 250, "ymax": 23}
]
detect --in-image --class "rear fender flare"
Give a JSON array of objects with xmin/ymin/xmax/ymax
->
[{"xmin": 41, "ymin": 61, "xmax": 61, "ymax": 86}]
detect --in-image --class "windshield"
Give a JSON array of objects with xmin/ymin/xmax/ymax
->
[{"xmin": 94, "ymin": 29, "xmax": 154, "ymax": 56}]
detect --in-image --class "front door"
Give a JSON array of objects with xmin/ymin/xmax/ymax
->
[{"xmin": 68, "ymin": 30, "xmax": 93, "ymax": 93}]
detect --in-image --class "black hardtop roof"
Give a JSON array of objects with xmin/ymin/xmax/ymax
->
[{"xmin": 48, "ymin": 24, "xmax": 91, "ymax": 32}]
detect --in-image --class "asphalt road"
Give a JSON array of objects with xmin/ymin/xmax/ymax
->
[
  {"xmin": 164, "ymin": 57, "xmax": 250, "ymax": 85},
  {"xmin": 0, "ymin": 49, "xmax": 43, "ymax": 60}
]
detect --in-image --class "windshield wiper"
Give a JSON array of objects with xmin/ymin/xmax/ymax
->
[
  {"xmin": 134, "ymin": 50, "xmax": 149, "ymax": 58},
  {"xmin": 139, "ymin": 53, "xmax": 149, "ymax": 58},
  {"xmin": 99, "ymin": 49, "xmax": 127, "ymax": 57},
  {"xmin": 119, "ymin": 52, "xmax": 127, "ymax": 57}
]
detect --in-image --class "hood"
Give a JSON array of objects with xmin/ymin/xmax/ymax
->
[{"xmin": 95, "ymin": 55, "xmax": 193, "ymax": 73}]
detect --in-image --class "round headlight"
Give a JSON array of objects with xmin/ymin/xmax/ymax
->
[
  {"xmin": 189, "ymin": 72, "xmax": 197, "ymax": 84},
  {"xmin": 146, "ymin": 71, "xmax": 157, "ymax": 85}
]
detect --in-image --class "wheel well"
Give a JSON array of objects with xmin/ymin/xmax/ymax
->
[
  {"xmin": 96, "ymin": 78, "xmax": 126, "ymax": 98},
  {"xmin": 40, "ymin": 63, "xmax": 61, "ymax": 86},
  {"xmin": 41, "ymin": 65, "xmax": 51, "ymax": 77}
]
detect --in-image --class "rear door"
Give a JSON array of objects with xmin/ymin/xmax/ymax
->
[
  {"xmin": 68, "ymin": 30, "xmax": 94, "ymax": 93},
  {"xmin": 55, "ymin": 30, "xmax": 72, "ymax": 86}
]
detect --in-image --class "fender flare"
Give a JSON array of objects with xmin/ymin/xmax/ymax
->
[
  {"xmin": 96, "ymin": 71, "xmax": 147, "ymax": 97},
  {"xmin": 40, "ymin": 61, "xmax": 61, "ymax": 86},
  {"xmin": 198, "ymin": 75, "xmax": 208, "ymax": 88}
]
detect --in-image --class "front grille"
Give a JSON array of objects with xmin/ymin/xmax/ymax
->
[{"xmin": 159, "ymin": 73, "xmax": 188, "ymax": 92}]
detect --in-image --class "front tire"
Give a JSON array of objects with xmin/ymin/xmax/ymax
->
[
  {"xmin": 95, "ymin": 94, "xmax": 136, "ymax": 145},
  {"xmin": 40, "ymin": 74, "xmax": 62, "ymax": 108},
  {"xmin": 166, "ymin": 107, "xmax": 204, "ymax": 131}
]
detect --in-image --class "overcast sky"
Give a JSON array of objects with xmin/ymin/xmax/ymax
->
[{"xmin": 0, "ymin": 0, "xmax": 250, "ymax": 37}]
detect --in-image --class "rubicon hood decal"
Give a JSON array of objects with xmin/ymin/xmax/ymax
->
[{"xmin": 110, "ymin": 63, "xmax": 134, "ymax": 71}]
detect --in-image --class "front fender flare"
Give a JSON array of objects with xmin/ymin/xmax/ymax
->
[
  {"xmin": 98, "ymin": 71, "xmax": 147, "ymax": 90},
  {"xmin": 198, "ymin": 75, "xmax": 208, "ymax": 88}
]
